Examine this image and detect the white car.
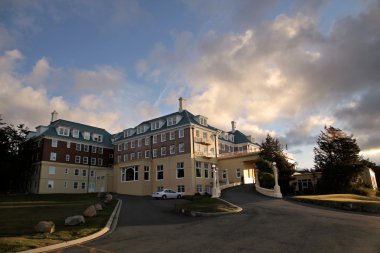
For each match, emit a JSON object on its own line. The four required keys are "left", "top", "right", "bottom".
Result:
{"left": 152, "top": 189, "right": 182, "bottom": 200}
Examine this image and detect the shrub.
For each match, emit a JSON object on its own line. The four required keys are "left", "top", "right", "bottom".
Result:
{"left": 259, "top": 172, "right": 275, "bottom": 189}
{"left": 351, "top": 187, "right": 377, "bottom": 197}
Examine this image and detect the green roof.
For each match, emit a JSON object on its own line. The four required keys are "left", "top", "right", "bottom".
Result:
{"left": 34, "top": 119, "right": 113, "bottom": 147}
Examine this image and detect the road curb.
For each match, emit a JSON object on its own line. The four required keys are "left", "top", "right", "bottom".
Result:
{"left": 20, "top": 199, "right": 122, "bottom": 253}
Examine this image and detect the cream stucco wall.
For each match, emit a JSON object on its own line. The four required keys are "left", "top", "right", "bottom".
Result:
{"left": 37, "top": 161, "right": 112, "bottom": 194}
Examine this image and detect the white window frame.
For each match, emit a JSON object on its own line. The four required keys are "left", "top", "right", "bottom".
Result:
{"left": 73, "top": 129, "right": 79, "bottom": 138}
{"left": 196, "top": 161, "right": 202, "bottom": 178}
{"left": 161, "top": 133, "right": 166, "bottom": 142}
{"left": 170, "top": 145, "right": 175, "bottom": 155}
{"left": 48, "top": 180, "right": 54, "bottom": 189}
{"left": 65, "top": 154, "right": 70, "bottom": 162}
{"left": 83, "top": 144, "right": 89, "bottom": 152}
{"left": 82, "top": 169, "right": 87, "bottom": 177}
{"left": 124, "top": 153, "right": 128, "bottom": 162}
{"left": 91, "top": 157, "right": 96, "bottom": 166}
{"left": 74, "top": 181, "right": 79, "bottom": 189}
{"left": 145, "top": 137, "right": 150, "bottom": 146}
{"left": 98, "top": 147, "right": 103, "bottom": 154}
{"left": 204, "top": 163, "right": 209, "bottom": 178}
{"left": 121, "top": 166, "right": 139, "bottom": 182}
{"left": 67, "top": 141, "right": 71, "bottom": 148}
{"left": 160, "top": 147, "right": 166, "bottom": 156}
{"left": 179, "top": 143, "right": 184, "bottom": 153}
{"left": 64, "top": 168, "right": 69, "bottom": 174}
{"left": 153, "top": 149, "right": 157, "bottom": 158}
{"left": 176, "top": 162, "right": 184, "bottom": 179}
{"left": 144, "top": 166, "right": 150, "bottom": 181}
{"left": 76, "top": 143, "right": 81, "bottom": 151}
{"left": 145, "top": 150, "right": 150, "bottom": 158}
{"left": 83, "top": 156, "right": 88, "bottom": 164}
{"left": 138, "top": 139, "right": 142, "bottom": 147}
{"left": 170, "top": 131, "right": 175, "bottom": 140}
{"left": 75, "top": 155, "right": 81, "bottom": 164}
{"left": 124, "top": 142, "right": 128, "bottom": 150}
{"left": 92, "top": 146, "right": 97, "bottom": 153}
{"left": 51, "top": 139, "right": 58, "bottom": 147}
{"left": 130, "top": 153, "right": 135, "bottom": 160}
{"left": 50, "top": 152, "right": 57, "bottom": 161}
{"left": 179, "top": 129, "right": 184, "bottom": 138}
{"left": 48, "top": 166, "right": 56, "bottom": 175}
{"left": 196, "top": 184, "right": 203, "bottom": 193}
{"left": 153, "top": 135, "right": 158, "bottom": 144}
{"left": 177, "top": 185, "right": 185, "bottom": 193}
{"left": 118, "top": 144, "right": 122, "bottom": 151}
{"left": 156, "top": 165, "right": 164, "bottom": 180}
{"left": 236, "top": 168, "right": 241, "bottom": 178}
{"left": 74, "top": 169, "right": 79, "bottom": 176}
{"left": 81, "top": 182, "right": 86, "bottom": 190}
{"left": 131, "top": 141, "right": 135, "bottom": 148}
{"left": 137, "top": 152, "right": 142, "bottom": 159}
{"left": 98, "top": 158, "right": 103, "bottom": 166}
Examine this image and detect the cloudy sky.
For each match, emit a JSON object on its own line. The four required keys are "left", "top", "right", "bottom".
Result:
{"left": 1, "top": 0, "right": 380, "bottom": 169}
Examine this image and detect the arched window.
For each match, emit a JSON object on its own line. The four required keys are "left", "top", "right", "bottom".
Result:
{"left": 121, "top": 166, "right": 139, "bottom": 182}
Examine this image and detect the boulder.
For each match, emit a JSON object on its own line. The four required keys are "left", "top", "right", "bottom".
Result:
{"left": 65, "top": 215, "right": 85, "bottom": 226}
{"left": 95, "top": 203, "right": 103, "bottom": 211}
{"left": 104, "top": 194, "right": 113, "bottom": 203}
{"left": 83, "top": 205, "right": 97, "bottom": 217}
{"left": 34, "top": 221, "right": 55, "bottom": 233}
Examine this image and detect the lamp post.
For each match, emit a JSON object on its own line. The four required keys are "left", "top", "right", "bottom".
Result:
{"left": 273, "top": 162, "right": 283, "bottom": 198}
{"left": 211, "top": 164, "right": 220, "bottom": 198}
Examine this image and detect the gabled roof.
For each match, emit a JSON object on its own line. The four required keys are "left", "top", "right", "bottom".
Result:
{"left": 113, "top": 109, "right": 220, "bottom": 142}
{"left": 33, "top": 119, "right": 113, "bottom": 147}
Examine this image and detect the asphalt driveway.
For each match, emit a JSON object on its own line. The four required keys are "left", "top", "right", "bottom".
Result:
{"left": 60, "top": 185, "right": 380, "bottom": 253}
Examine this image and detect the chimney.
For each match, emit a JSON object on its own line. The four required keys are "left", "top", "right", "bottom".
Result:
{"left": 51, "top": 110, "right": 58, "bottom": 123}
{"left": 179, "top": 97, "right": 186, "bottom": 112}
{"left": 231, "top": 121, "right": 236, "bottom": 132}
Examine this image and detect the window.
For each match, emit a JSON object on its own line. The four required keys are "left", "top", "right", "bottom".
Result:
{"left": 64, "top": 181, "right": 68, "bottom": 188}
{"left": 176, "top": 162, "right": 184, "bottom": 178}
{"left": 170, "top": 145, "right": 175, "bottom": 155}
{"left": 124, "top": 142, "right": 128, "bottom": 150}
{"left": 83, "top": 132, "right": 90, "bottom": 140}
{"left": 98, "top": 158, "right": 103, "bottom": 166}
{"left": 91, "top": 157, "right": 96, "bottom": 165}
{"left": 157, "top": 165, "right": 164, "bottom": 180}
{"left": 137, "top": 152, "right": 142, "bottom": 159}
{"left": 196, "top": 184, "right": 203, "bottom": 193}
{"left": 205, "top": 185, "right": 211, "bottom": 194}
{"left": 123, "top": 153, "right": 128, "bottom": 162}
{"left": 167, "top": 117, "right": 177, "bottom": 126}
{"left": 67, "top": 142, "right": 71, "bottom": 148}
{"left": 74, "top": 169, "right": 79, "bottom": 176}
{"left": 64, "top": 168, "right": 69, "bottom": 174}
{"left": 204, "top": 145, "right": 208, "bottom": 154}
{"left": 121, "top": 166, "right": 139, "bottom": 181}
{"left": 66, "top": 154, "right": 70, "bottom": 162}
{"left": 153, "top": 135, "right": 158, "bottom": 144}
{"left": 90, "top": 170, "right": 95, "bottom": 177}
{"left": 203, "top": 132, "right": 207, "bottom": 139}
{"left": 93, "top": 134, "right": 103, "bottom": 142}
{"left": 81, "top": 182, "right": 86, "bottom": 189}
{"left": 157, "top": 186, "right": 164, "bottom": 191}
{"left": 74, "top": 182, "right": 79, "bottom": 189}
{"left": 130, "top": 153, "right": 135, "bottom": 160}
{"left": 144, "top": 166, "right": 150, "bottom": 181}
{"left": 179, "top": 129, "right": 184, "bottom": 138}
{"left": 196, "top": 161, "right": 202, "bottom": 178}
{"left": 153, "top": 149, "right": 157, "bottom": 158}
{"left": 92, "top": 146, "right": 97, "bottom": 153}
{"left": 76, "top": 143, "right": 81, "bottom": 151}
{"left": 222, "top": 170, "right": 227, "bottom": 179}
{"left": 170, "top": 131, "right": 175, "bottom": 140}
{"left": 73, "top": 129, "right": 79, "bottom": 138}
{"left": 161, "top": 133, "right": 166, "bottom": 142}
{"left": 151, "top": 121, "right": 160, "bottom": 130}
{"left": 83, "top": 157, "right": 88, "bottom": 164}
{"left": 50, "top": 152, "right": 57, "bottom": 161}
{"left": 177, "top": 185, "right": 185, "bottom": 193}
{"left": 48, "top": 180, "right": 54, "bottom": 189}
{"left": 179, "top": 143, "right": 184, "bottom": 153}
{"left": 98, "top": 147, "right": 103, "bottom": 154}
{"left": 131, "top": 141, "right": 135, "bottom": 148}
{"left": 84, "top": 145, "right": 89, "bottom": 152}
{"left": 145, "top": 137, "right": 150, "bottom": 146}
{"left": 239, "top": 146, "right": 243, "bottom": 152}
{"left": 204, "top": 163, "right": 209, "bottom": 178}
{"left": 118, "top": 144, "right": 122, "bottom": 151}
{"left": 58, "top": 127, "right": 69, "bottom": 136}
{"left": 75, "top": 156, "right": 81, "bottom": 164}
{"left": 82, "top": 169, "right": 87, "bottom": 177}
{"left": 51, "top": 139, "right": 58, "bottom": 147}
{"left": 117, "top": 155, "right": 121, "bottom": 163}
{"left": 145, "top": 150, "right": 150, "bottom": 158}
{"left": 48, "top": 166, "right": 56, "bottom": 175}
{"left": 161, "top": 147, "right": 166, "bottom": 156}
{"left": 195, "top": 130, "right": 200, "bottom": 137}
{"left": 236, "top": 168, "right": 241, "bottom": 178}
{"left": 138, "top": 139, "right": 142, "bottom": 147}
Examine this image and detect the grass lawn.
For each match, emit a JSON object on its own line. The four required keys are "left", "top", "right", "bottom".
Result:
{"left": 292, "top": 194, "right": 380, "bottom": 204}
{"left": 0, "top": 194, "right": 117, "bottom": 253}
{"left": 178, "top": 196, "right": 239, "bottom": 213}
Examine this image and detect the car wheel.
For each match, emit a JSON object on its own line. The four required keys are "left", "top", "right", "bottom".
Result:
{"left": 162, "top": 195, "right": 167, "bottom": 200}
{"left": 177, "top": 195, "right": 182, "bottom": 199}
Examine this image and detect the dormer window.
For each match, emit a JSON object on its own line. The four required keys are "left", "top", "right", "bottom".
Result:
{"left": 83, "top": 132, "right": 90, "bottom": 140}
{"left": 93, "top": 134, "right": 103, "bottom": 142}
{"left": 72, "top": 129, "right": 79, "bottom": 138}
{"left": 229, "top": 135, "right": 235, "bottom": 142}
{"left": 151, "top": 120, "right": 164, "bottom": 131}
{"left": 167, "top": 117, "right": 176, "bottom": 126}
{"left": 124, "top": 128, "right": 136, "bottom": 138}
{"left": 195, "top": 115, "right": 208, "bottom": 126}
{"left": 57, "top": 127, "right": 70, "bottom": 136}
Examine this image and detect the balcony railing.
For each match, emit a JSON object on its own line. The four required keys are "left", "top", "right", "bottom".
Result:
{"left": 218, "top": 150, "right": 259, "bottom": 158}
{"left": 195, "top": 151, "right": 215, "bottom": 158}
{"left": 194, "top": 137, "right": 212, "bottom": 145}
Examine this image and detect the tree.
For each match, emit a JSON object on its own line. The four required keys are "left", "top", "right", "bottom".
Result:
{"left": 314, "top": 126, "right": 365, "bottom": 193}
{"left": 0, "top": 118, "right": 33, "bottom": 193}
{"left": 258, "top": 134, "right": 295, "bottom": 194}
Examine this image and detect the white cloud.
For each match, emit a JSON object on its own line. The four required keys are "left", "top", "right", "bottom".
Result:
{"left": 74, "top": 66, "right": 125, "bottom": 92}
{"left": 26, "top": 57, "right": 50, "bottom": 87}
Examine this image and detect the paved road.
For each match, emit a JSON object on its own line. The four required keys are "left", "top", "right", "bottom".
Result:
{"left": 60, "top": 185, "right": 380, "bottom": 253}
